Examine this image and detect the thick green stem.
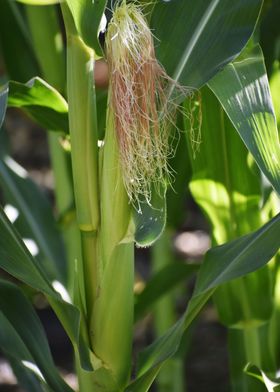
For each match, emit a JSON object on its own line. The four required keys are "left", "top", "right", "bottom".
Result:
{"left": 88, "top": 94, "right": 134, "bottom": 390}
{"left": 61, "top": 4, "right": 100, "bottom": 321}
{"left": 26, "top": 5, "right": 80, "bottom": 294}
{"left": 81, "top": 231, "right": 98, "bottom": 318}
{"left": 66, "top": 34, "right": 99, "bottom": 232}
{"left": 243, "top": 327, "right": 261, "bottom": 367}
{"left": 61, "top": 6, "right": 134, "bottom": 390}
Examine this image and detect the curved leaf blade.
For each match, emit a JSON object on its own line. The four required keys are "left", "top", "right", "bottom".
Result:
{"left": 7, "top": 77, "right": 69, "bottom": 133}
{"left": 194, "top": 213, "right": 280, "bottom": 296}
{"left": 245, "top": 363, "right": 280, "bottom": 391}
{"left": 0, "top": 155, "right": 67, "bottom": 283}
{"left": 8, "top": 354, "right": 43, "bottom": 392}
{"left": 0, "top": 206, "right": 92, "bottom": 371}
{"left": 130, "top": 213, "right": 280, "bottom": 391}
{"left": 151, "top": 0, "right": 262, "bottom": 89}
{"left": 0, "top": 280, "right": 73, "bottom": 392}
{"left": 209, "top": 45, "right": 280, "bottom": 196}
{"left": 0, "top": 312, "right": 45, "bottom": 391}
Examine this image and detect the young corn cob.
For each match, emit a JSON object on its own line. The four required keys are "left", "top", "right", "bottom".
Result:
{"left": 105, "top": 1, "right": 188, "bottom": 210}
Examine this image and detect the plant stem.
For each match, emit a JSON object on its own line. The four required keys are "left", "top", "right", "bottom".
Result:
{"left": 243, "top": 327, "right": 261, "bottom": 366}
{"left": 62, "top": 6, "right": 134, "bottom": 390}
{"left": 88, "top": 98, "right": 134, "bottom": 389}
{"left": 61, "top": 4, "right": 100, "bottom": 321}
{"left": 25, "top": 4, "right": 80, "bottom": 294}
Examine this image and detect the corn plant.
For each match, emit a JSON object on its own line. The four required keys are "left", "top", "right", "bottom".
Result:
{"left": 0, "top": 0, "right": 280, "bottom": 391}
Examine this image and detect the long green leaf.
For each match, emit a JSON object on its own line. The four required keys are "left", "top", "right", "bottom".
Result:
{"left": 3, "top": 77, "right": 69, "bottom": 133}
{"left": 151, "top": 0, "right": 262, "bottom": 89}
{"left": 0, "top": 0, "right": 39, "bottom": 81}
{"left": 0, "top": 206, "right": 92, "bottom": 371}
{"left": 186, "top": 86, "right": 273, "bottom": 327}
{"left": 0, "top": 312, "right": 45, "bottom": 391}
{"left": 0, "top": 154, "right": 67, "bottom": 284}
{"left": 194, "top": 213, "right": 280, "bottom": 295}
{"left": 209, "top": 45, "right": 280, "bottom": 196}
{"left": 8, "top": 354, "right": 43, "bottom": 392}
{"left": 0, "top": 85, "right": 8, "bottom": 129}
{"left": 0, "top": 280, "right": 73, "bottom": 392}
{"left": 16, "top": 0, "right": 60, "bottom": 3}
{"left": 128, "top": 213, "right": 280, "bottom": 391}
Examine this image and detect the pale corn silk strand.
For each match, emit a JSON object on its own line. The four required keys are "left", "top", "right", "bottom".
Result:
{"left": 105, "top": 0, "right": 195, "bottom": 210}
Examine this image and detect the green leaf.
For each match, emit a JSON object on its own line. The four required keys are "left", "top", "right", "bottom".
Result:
{"left": 209, "top": 45, "right": 280, "bottom": 196}
{"left": 245, "top": 363, "right": 280, "bottom": 391}
{"left": 0, "top": 85, "right": 8, "bottom": 129}
{"left": 166, "top": 115, "right": 192, "bottom": 228}
{"left": 0, "top": 312, "right": 45, "bottom": 391}
{"left": 0, "top": 206, "right": 92, "bottom": 371}
{"left": 65, "top": 0, "right": 107, "bottom": 56}
{"left": 260, "top": 0, "right": 280, "bottom": 77}
{"left": 0, "top": 206, "right": 56, "bottom": 295}
{"left": 194, "top": 213, "right": 280, "bottom": 295}
{"left": 8, "top": 354, "right": 43, "bottom": 392}
{"left": 4, "top": 77, "right": 69, "bottom": 133}
{"left": 151, "top": 0, "right": 262, "bottom": 89}
{"left": 0, "top": 0, "right": 39, "bottom": 81}
{"left": 186, "top": 87, "right": 262, "bottom": 242}
{"left": 134, "top": 262, "right": 197, "bottom": 321}
{"left": 16, "top": 0, "right": 60, "bottom": 4}
{"left": 0, "top": 280, "right": 74, "bottom": 392}
{"left": 270, "top": 63, "right": 280, "bottom": 129}
{"left": 129, "top": 214, "right": 280, "bottom": 391}
{"left": 0, "top": 154, "right": 67, "bottom": 284}
{"left": 186, "top": 86, "right": 273, "bottom": 327}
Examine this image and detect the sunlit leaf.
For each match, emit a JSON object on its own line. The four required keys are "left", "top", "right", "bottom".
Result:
{"left": 209, "top": 45, "right": 280, "bottom": 196}
{"left": 186, "top": 86, "right": 273, "bottom": 327}
{"left": 129, "top": 213, "right": 280, "bottom": 391}
{"left": 4, "top": 77, "right": 69, "bottom": 133}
